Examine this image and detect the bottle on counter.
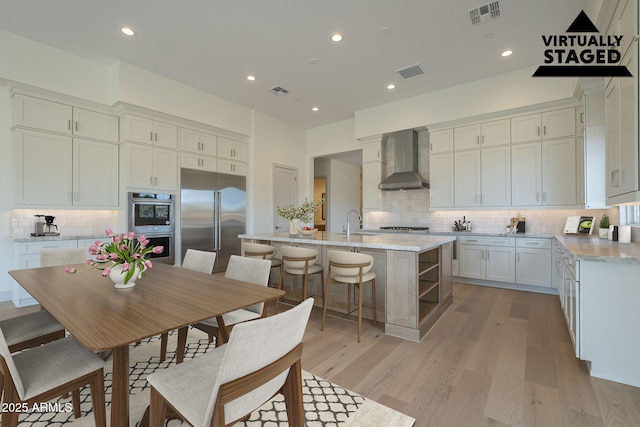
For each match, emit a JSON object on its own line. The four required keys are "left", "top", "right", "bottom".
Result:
{"left": 467, "top": 220, "right": 472, "bottom": 232}
{"left": 462, "top": 216, "right": 467, "bottom": 231}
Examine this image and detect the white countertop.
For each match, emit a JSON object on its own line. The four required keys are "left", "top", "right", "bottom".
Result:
{"left": 554, "top": 234, "right": 640, "bottom": 264}
{"left": 239, "top": 231, "right": 456, "bottom": 252}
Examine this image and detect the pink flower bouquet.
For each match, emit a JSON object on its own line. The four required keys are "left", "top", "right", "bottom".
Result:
{"left": 66, "top": 229, "right": 164, "bottom": 285}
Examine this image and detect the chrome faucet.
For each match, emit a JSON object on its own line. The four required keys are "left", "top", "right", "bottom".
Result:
{"left": 346, "top": 210, "right": 362, "bottom": 238}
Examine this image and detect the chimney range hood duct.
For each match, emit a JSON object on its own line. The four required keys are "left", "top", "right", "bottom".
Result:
{"left": 378, "top": 129, "right": 429, "bottom": 191}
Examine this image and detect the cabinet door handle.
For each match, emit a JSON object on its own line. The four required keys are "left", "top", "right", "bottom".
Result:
{"left": 68, "top": 120, "right": 72, "bottom": 131}
{"left": 477, "top": 136, "right": 480, "bottom": 145}
{"left": 543, "top": 125, "right": 547, "bottom": 136}
{"left": 150, "top": 176, "right": 153, "bottom": 185}
{"left": 155, "top": 177, "right": 158, "bottom": 185}
{"left": 486, "top": 250, "right": 489, "bottom": 260}
{"left": 75, "top": 121, "right": 78, "bottom": 132}
{"left": 481, "top": 135, "right": 485, "bottom": 145}
{"left": 430, "top": 143, "right": 433, "bottom": 152}
{"left": 542, "top": 192, "right": 547, "bottom": 202}
{"left": 536, "top": 192, "right": 540, "bottom": 201}
{"left": 67, "top": 191, "right": 73, "bottom": 201}
{"left": 517, "top": 252, "right": 521, "bottom": 262}
{"left": 155, "top": 132, "right": 158, "bottom": 142}
{"left": 537, "top": 126, "right": 540, "bottom": 136}
{"left": 611, "top": 170, "right": 620, "bottom": 187}
{"left": 150, "top": 131, "right": 154, "bottom": 141}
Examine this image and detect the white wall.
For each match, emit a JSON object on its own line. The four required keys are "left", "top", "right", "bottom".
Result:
{"left": 354, "top": 67, "right": 578, "bottom": 139}
{"left": 115, "top": 63, "right": 253, "bottom": 137}
{"left": 251, "top": 111, "right": 308, "bottom": 233}
{"left": 307, "top": 118, "right": 360, "bottom": 157}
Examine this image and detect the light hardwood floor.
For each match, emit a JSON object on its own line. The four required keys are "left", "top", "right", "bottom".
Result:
{"left": 3, "top": 282, "right": 639, "bottom": 426}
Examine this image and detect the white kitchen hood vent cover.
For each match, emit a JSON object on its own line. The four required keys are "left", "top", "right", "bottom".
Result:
{"left": 268, "top": 86, "right": 289, "bottom": 96}
{"left": 469, "top": 1, "right": 501, "bottom": 25}
{"left": 396, "top": 64, "right": 425, "bottom": 80}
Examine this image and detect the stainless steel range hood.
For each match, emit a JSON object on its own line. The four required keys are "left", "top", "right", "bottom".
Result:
{"left": 378, "top": 129, "right": 429, "bottom": 190}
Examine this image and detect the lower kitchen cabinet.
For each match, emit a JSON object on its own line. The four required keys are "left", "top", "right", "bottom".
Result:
{"left": 515, "top": 238, "right": 552, "bottom": 287}
{"left": 458, "top": 236, "right": 515, "bottom": 282}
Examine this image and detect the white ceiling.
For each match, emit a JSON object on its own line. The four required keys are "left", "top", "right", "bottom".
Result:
{"left": 0, "top": 0, "right": 593, "bottom": 129}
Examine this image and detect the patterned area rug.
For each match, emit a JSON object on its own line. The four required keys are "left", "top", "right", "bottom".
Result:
{"left": 17, "top": 330, "right": 415, "bottom": 426}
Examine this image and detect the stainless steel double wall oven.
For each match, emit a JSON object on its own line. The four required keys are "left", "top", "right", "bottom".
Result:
{"left": 128, "top": 192, "right": 175, "bottom": 264}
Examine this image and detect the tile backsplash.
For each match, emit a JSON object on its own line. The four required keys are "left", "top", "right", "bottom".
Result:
{"left": 363, "top": 191, "right": 620, "bottom": 235}
{"left": 11, "top": 209, "right": 122, "bottom": 238}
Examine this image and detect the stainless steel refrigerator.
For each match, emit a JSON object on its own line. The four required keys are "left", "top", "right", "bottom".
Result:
{"left": 180, "top": 168, "right": 246, "bottom": 272}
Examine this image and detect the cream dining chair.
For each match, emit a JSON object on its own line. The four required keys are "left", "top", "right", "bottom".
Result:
{"left": 159, "top": 249, "right": 217, "bottom": 362}
{"left": 322, "top": 250, "right": 377, "bottom": 343}
{"left": 146, "top": 298, "right": 314, "bottom": 427}
{"left": 0, "top": 322, "right": 107, "bottom": 427}
{"left": 176, "top": 255, "right": 272, "bottom": 354}
{"left": 242, "top": 241, "right": 282, "bottom": 285}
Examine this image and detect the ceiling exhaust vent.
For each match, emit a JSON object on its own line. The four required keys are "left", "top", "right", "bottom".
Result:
{"left": 469, "top": 1, "right": 501, "bottom": 25}
{"left": 396, "top": 64, "right": 425, "bottom": 80}
{"left": 268, "top": 86, "right": 289, "bottom": 96}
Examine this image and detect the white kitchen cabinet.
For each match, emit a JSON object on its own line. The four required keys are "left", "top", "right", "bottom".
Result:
{"left": 12, "top": 239, "right": 78, "bottom": 307}
{"left": 14, "top": 129, "right": 73, "bottom": 206}
{"left": 454, "top": 119, "right": 510, "bottom": 151}
{"left": 180, "top": 152, "right": 217, "bottom": 172}
{"left": 429, "top": 128, "right": 453, "bottom": 153}
{"left": 120, "top": 114, "right": 178, "bottom": 149}
{"left": 217, "top": 158, "right": 247, "bottom": 176}
{"left": 14, "top": 129, "right": 119, "bottom": 207}
{"left": 511, "top": 107, "right": 576, "bottom": 143}
{"left": 362, "top": 140, "right": 384, "bottom": 210}
{"left": 458, "top": 236, "right": 515, "bottom": 283}
{"left": 542, "top": 138, "right": 577, "bottom": 205}
{"left": 454, "top": 150, "right": 481, "bottom": 207}
{"left": 583, "top": 86, "right": 608, "bottom": 209}
{"left": 13, "top": 94, "right": 118, "bottom": 142}
{"left": 429, "top": 152, "right": 454, "bottom": 208}
{"left": 454, "top": 145, "right": 510, "bottom": 207}
{"left": 515, "top": 238, "right": 552, "bottom": 287}
{"left": 511, "top": 138, "right": 576, "bottom": 206}
{"left": 180, "top": 127, "right": 217, "bottom": 156}
{"left": 72, "top": 138, "right": 119, "bottom": 207}
{"left": 217, "top": 137, "right": 248, "bottom": 162}
{"left": 121, "top": 143, "right": 178, "bottom": 191}
{"left": 606, "top": 50, "right": 638, "bottom": 201}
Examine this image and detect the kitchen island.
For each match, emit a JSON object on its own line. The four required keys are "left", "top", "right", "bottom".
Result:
{"left": 239, "top": 231, "right": 456, "bottom": 341}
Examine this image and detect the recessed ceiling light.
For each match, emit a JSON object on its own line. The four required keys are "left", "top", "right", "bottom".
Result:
{"left": 120, "top": 27, "right": 137, "bottom": 36}
{"left": 246, "top": 75, "right": 256, "bottom": 81}
{"left": 331, "top": 33, "right": 343, "bottom": 42}
{"left": 309, "top": 58, "right": 319, "bottom": 65}
{"left": 379, "top": 27, "right": 392, "bottom": 36}
{"left": 387, "top": 83, "right": 396, "bottom": 90}
{"left": 501, "top": 49, "right": 513, "bottom": 57}
{"left": 312, "top": 107, "right": 320, "bottom": 112}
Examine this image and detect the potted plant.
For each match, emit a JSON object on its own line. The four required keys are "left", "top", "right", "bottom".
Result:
{"left": 66, "top": 229, "right": 163, "bottom": 288}
{"left": 599, "top": 214, "right": 610, "bottom": 238}
{"left": 276, "top": 198, "right": 324, "bottom": 235}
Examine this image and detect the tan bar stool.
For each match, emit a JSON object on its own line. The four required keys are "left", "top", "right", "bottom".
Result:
{"left": 278, "top": 246, "right": 324, "bottom": 310}
{"left": 242, "top": 242, "right": 282, "bottom": 286}
{"left": 322, "top": 250, "right": 377, "bottom": 342}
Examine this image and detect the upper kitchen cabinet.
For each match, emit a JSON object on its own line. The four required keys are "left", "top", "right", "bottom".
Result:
{"left": 511, "top": 107, "right": 576, "bottom": 143}
{"left": 217, "top": 137, "right": 248, "bottom": 162}
{"left": 180, "top": 127, "right": 218, "bottom": 156}
{"left": 512, "top": 138, "right": 577, "bottom": 206}
{"left": 453, "top": 119, "right": 510, "bottom": 150}
{"left": 454, "top": 145, "right": 510, "bottom": 207}
{"left": 603, "top": 0, "right": 639, "bottom": 204}
{"left": 430, "top": 152, "right": 454, "bottom": 208}
{"left": 13, "top": 94, "right": 118, "bottom": 142}
{"left": 14, "top": 129, "right": 118, "bottom": 207}
{"left": 120, "top": 143, "right": 178, "bottom": 191}
{"left": 362, "top": 139, "right": 385, "bottom": 210}
{"left": 429, "top": 129, "right": 453, "bottom": 153}
{"left": 120, "top": 114, "right": 178, "bottom": 149}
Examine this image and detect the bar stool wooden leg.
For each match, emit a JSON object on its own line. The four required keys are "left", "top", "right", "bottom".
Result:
{"left": 372, "top": 278, "right": 377, "bottom": 326}
{"left": 321, "top": 272, "right": 331, "bottom": 331}
{"left": 358, "top": 281, "right": 363, "bottom": 343}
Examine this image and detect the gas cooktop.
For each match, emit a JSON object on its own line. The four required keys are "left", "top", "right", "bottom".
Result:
{"left": 379, "top": 226, "right": 429, "bottom": 231}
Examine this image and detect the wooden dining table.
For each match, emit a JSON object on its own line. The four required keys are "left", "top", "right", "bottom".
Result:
{"left": 9, "top": 262, "right": 285, "bottom": 427}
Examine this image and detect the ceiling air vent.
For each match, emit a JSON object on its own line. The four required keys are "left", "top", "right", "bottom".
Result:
{"left": 469, "top": 1, "right": 501, "bottom": 25}
{"left": 396, "top": 64, "right": 425, "bottom": 80}
{"left": 268, "top": 86, "right": 289, "bottom": 96}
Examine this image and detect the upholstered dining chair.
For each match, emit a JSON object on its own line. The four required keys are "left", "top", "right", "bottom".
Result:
{"left": 147, "top": 297, "right": 313, "bottom": 427}
{"left": 159, "top": 249, "right": 217, "bottom": 362}
{"left": 278, "top": 246, "right": 324, "bottom": 312}
{"left": 242, "top": 241, "right": 282, "bottom": 285}
{"left": 176, "top": 255, "right": 272, "bottom": 353}
{"left": 0, "top": 324, "right": 107, "bottom": 427}
{"left": 322, "top": 250, "right": 377, "bottom": 343}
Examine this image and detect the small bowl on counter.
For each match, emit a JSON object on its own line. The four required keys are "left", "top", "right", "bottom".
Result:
{"left": 298, "top": 228, "right": 318, "bottom": 236}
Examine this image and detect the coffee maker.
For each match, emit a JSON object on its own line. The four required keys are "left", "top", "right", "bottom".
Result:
{"left": 43, "top": 215, "right": 59, "bottom": 235}
{"left": 32, "top": 214, "right": 60, "bottom": 236}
